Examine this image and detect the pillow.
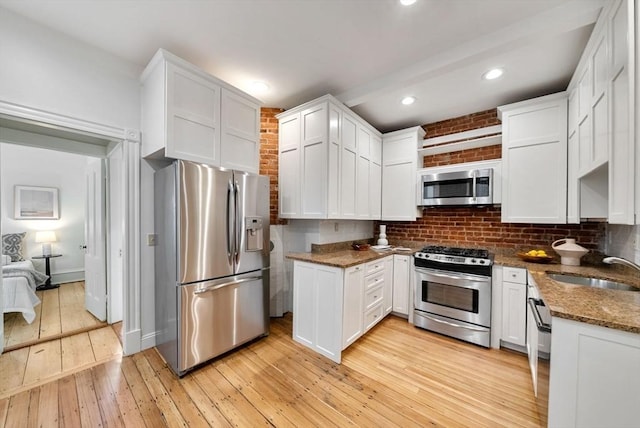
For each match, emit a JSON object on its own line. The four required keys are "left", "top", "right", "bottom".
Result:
{"left": 2, "top": 232, "right": 26, "bottom": 262}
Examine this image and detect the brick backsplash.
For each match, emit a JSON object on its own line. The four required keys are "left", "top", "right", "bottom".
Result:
{"left": 379, "top": 206, "right": 605, "bottom": 251}
{"left": 382, "top": 109, "right": 606, "bottom": 251}
{"left": 260, "top": 107, "right": 285, "bottom": 225}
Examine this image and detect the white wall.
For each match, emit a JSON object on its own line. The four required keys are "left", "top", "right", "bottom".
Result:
{"left": 606, "top": 224, "right": 640, "bottom": 264}
{"left": 0, "top": 7, "right": 141, "bottom": 132}
{"left": 0, "top": 143, "right": 89, "bottom": 282}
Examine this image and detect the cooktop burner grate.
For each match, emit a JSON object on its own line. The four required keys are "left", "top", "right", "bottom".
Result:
{"left": 419, "top": 245, "right": 490, "bottom": 259}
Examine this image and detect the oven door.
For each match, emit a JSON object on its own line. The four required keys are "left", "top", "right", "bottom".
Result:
{"left": 415, "top": 267, "right": 491, "bottom": 328}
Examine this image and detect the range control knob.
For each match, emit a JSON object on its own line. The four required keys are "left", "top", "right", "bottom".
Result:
{"left": 470, "top": 259, "right": 476, "bottom": 263}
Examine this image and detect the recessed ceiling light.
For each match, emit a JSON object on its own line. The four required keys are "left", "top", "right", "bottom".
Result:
{"left": 401, "top": 96, "right": 416, "bottom": 105}
{"left": 400, "top": 0, "right": 417, "bottom": 5}
{"left": 482, "top": 68, "right": 504, "bottom": 80}
{"left": 251, "top": 80, "right": 270, "bottom": 93}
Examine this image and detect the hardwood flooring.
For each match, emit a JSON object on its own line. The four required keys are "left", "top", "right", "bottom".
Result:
{"left": 0, "top": 314, "right": 546, "bottom": 427}
{"left": 3, "top": 281, "right": 107, "bottom": 351}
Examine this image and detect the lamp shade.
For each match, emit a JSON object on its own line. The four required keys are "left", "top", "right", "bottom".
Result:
{"left": 35, "top": 231, "right": 57, "bottom": 243}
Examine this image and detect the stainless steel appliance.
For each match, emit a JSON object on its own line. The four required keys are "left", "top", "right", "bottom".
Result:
{"left": 414, "top": 245, "right": 492, "bottom": 347}
{"left": 154, "top": 160, "right": 270, "bottom": 376}
{"left": 419, "top": 168, "right": 493, "bottom": 206}
{"left": 527, "top": 286, "right": 551, "bottom": 424}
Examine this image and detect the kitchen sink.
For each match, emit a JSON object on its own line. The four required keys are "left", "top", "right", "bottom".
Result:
{"left": 547, "top": 273, "right": 639, "bottom": 292}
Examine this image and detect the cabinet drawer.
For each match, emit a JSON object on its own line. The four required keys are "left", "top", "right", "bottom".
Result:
{"left": 364, "top": 271, "right": 384, "bottom": 290}
{"left": 365, "top": 259, "right": 385, "bottom": 276}
{"left": 503, "top": 267, "right": 527, "bottom": 284}
{"left": 364, "top": 303, "right": 384, "bottom": 332}
{"left": 364, "top": 284, "right": 384, "bottom": 310}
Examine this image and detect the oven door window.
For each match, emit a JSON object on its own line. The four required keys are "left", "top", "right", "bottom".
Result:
{"left": 422, "top": 280, "right": 479, "bottom": 313}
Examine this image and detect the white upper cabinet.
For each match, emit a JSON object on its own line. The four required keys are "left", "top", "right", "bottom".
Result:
{"left": 277, "top": 94, "right": 382, "bottom": 220}
{"left": 566, "top": 0, "right": 636, "bottom": 224}
{"left": 499, "top": 92, "right": 568, "bottom": 224}
{"left": 381, "top": 127, "right": 425, "bottom": 221}
{"left": 141, "top": 49, "right": 261, "bottom": 173}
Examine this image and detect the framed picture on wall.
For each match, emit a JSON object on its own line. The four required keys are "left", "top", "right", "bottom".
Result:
{"left": 14, "top": 185, "right": 60, "bottom": 220}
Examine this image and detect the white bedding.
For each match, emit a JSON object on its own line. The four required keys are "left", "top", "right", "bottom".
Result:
{"left": 2, "top": 260, "right": 43, "bottom": 323}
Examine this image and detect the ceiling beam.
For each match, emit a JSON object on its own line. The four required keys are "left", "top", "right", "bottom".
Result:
{"left": 336, "top": 0, "right": 604, "bottom": 108}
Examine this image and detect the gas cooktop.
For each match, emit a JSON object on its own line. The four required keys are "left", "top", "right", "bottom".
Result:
{"left": 415, "top": 245, "right": 493, "bottom": 266}
{"left": 418, "top": 245, "right": 490, "bottom": 259}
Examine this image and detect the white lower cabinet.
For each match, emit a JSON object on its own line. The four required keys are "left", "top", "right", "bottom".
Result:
{"left": 292, "top": 255, "right": 396, "bottom": 363}
{"left": 501, "top": 267, "right": 527, "bottom": 348}
{"left": 392, "top": 254, "right": 411, "bottom": 316}
{"left": 548, "top": 317, "right": 640, "bottom": 427}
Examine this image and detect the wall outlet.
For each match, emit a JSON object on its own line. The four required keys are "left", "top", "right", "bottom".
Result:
{"left": 147, "top": 233, "right": 157, "bottom": 246}
{"left": 334, "top": 223, "right": 339, "bottom": 232}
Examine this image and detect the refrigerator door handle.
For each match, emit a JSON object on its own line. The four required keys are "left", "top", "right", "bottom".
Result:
{"left": 193, "top": 275, "right": 262, "bottom": 295}
{"left": 226, "top": 180, "right": 234, "bottom": 262}
{"left": 234, "top": 180, "right": 241, "bottom": 264}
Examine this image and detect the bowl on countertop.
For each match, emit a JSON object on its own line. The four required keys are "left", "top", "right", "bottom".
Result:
{"left": 351, "top": 243, "right": 371, "bottom": 251}
{"left": 516, "top": 252, "right": 554, "bottom": 264}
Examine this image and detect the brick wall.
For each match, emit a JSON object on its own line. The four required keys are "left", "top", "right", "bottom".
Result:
{"left": 381, "top": 109, "right": 606, "bottom": 250}
{"left": 260, "top": 107, "right": 285, "bottom": 225}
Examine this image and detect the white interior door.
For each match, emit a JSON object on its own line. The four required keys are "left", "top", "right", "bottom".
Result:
{"left": 85, "top": 158, "right": 107, "bottom": 321}
{"left": 107, "top": 145, "right": 124, "bottom": 323}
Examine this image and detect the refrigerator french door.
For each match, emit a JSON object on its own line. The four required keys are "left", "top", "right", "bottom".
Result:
{"left": 155, "top": 160, "right": 270, "bottom": 376}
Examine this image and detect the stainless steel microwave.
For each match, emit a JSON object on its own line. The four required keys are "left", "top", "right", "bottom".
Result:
{"left": 419, "top": 168, "right": 493, "bottom": 206}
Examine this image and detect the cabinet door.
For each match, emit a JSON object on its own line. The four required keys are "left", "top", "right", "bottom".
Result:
{"left": 383, "top": 256, "right": 394, "bottom": 315}
{"left": 292, "top": 262, "right": 343, "bottom": 363}
{"left": 166, "top": 62, "right": 221, "bottom": 165}
{"left": 279, "top": 114, "right": 301, "bottom": 218}
{"left": 608, "top": 0, "right": 634, "bottom": 224}
{"left": 356, "top": 157, "right": 370, "bottom": 219}
{"left": 501, "top": 281, "right": 527, "bottom": 347}
{"left": 342, "top": 264, "right": 364, "bottom": 349}
{"left": 369, "top": 161, "right": 381, "bottom": 219}
{"left": 381, "top": 131, "right": 421, "bottom": 221}
{"left": 392, "top": 255, "right": 410, "bottom": 315}
{"left": 340, "top": 113, "right": 358, "bottom": 218}
{"left": 220, "top": 89, "right": 260, "bottom": 173}
{"left": 501, "top": 95, "right": 568, "bottom": 223}
{"left": 567, "top": 89, "right": 580, "bottom": 223}
{"left": 300, "top": 104, "right": 328, "bottom": 218}
{"left": 327, "top": 105, "right": 341, "bottom": 218}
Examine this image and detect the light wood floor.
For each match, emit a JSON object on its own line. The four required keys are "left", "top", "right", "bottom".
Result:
{"left": 3, "top": 281, "right": 107, "bottom": 351}
{"left": 0, "top": 314, "right": 546, "bottom": 427}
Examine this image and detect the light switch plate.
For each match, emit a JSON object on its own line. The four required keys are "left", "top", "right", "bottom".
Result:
{"left": 147, "top": 234, "right": 157, "bottom": 246}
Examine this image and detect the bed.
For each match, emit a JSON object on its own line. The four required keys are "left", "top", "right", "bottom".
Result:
{"left": 2, "top": 259, "right": 47, "bottom": 324}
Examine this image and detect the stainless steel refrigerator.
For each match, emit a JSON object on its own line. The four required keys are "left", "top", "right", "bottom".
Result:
{"left": 154, "top": 160, "right": 270, "bottom": 376}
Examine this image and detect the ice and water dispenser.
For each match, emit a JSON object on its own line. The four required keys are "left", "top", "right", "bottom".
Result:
{"left": 245, "top": 216, "right": 264, "bottom": 251}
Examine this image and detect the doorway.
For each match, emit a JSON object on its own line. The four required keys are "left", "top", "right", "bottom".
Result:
{"left": 0, "top": 117, "right": 127, "bottom": 357}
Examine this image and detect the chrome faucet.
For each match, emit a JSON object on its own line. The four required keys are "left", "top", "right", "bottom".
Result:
{"left": 603, "top": 256, "right": 640, "bottom": 273}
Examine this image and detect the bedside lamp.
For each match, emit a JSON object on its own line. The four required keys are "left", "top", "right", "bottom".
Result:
{"left": 35, "top": 231, "right": 57, "bottom": 256}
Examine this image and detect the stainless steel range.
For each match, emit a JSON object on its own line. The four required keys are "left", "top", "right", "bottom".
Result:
{"left": 414, "top": 245, "right": 493, "bottom": 347}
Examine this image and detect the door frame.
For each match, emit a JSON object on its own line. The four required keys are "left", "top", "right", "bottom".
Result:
{"left": 0, "top": 100, "right": 142, "bottom": 356}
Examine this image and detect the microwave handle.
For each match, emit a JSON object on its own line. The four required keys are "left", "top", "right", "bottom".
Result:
{"left": 472, "top": 170, "right": 477, "bottom": 201}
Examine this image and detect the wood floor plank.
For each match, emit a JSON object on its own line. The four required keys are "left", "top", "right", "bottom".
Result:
{"left": 4, "top": 297, "right": 42, "bottom": 348}
{"left": 26, "top": 386, "right": 40, "bottom": 428}
{"left": 132, "top": 352, "right": 185, "bottom": 428}
{"left": 179, "top": 373, "right": 233, "bottom": 428}
{"left": 89, "top": 326, "right": 122, "bottom": 361}
{"left": 120, "top": 357, "right": 166, "bottom": 427}
{"left": 58, "top": 371, "right": 82, "bottom": 426}
{"left": 39, "top": 288, "right": 62, "bottom": 339}
{"left": 4, "top": 390, "right": 31, "bottom": 428}
{"left": 36, "top": 381, "right": 59, "bottom": 428}
{"left": 91, "top": 364, "right": 125, "bottom": 428}
{"left": 62, "top": 332, "right": 95, "bottom": 371}
{"left": 144, "top": 349, "right": 210, "bottom": 427}
{"left": 101, "top": 360, "right": 147, "bottom": 428}
{"left": 75, "top": 368, "right": 104, "bottom": 428}
{"left": 22, "top": 340, "right": 62, "bottom": 386}
{"left": 0, "top": 348, "right": 29, "bottom": 397}
{"left": 0, "top": 397, "right": 9, "bottom": 427}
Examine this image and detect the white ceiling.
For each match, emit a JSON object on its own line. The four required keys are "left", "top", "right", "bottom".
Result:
{"left": 0, "top": 0, "right": 604, "bottom": 132}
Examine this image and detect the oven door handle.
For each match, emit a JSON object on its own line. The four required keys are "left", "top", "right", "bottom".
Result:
{"left": 416, "top": 268, "right": 490, "bottom": 287}
{"left": 420, "top": 313, "right": 488, "bottom": 332}
{"left": 527, "top": 298, "right": 552, "bottom": 333}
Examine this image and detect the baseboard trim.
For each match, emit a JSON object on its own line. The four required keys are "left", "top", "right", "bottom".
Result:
{"left": 141, "top": 331, "right": 159, "bottom": 352}
{"left": 123, "top": 328, "right": 141, "bottom": 356}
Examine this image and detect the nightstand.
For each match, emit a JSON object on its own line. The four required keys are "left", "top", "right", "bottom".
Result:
{"left": 32, "top": 254, "right": 62, "bottom": 290}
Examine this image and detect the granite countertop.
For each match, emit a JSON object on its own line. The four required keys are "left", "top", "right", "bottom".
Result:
{"left": 287, "top": 247, "right": 640, "bottom": 334}
{"left": 286, "top": 246, "right": 419, "bottom": 268}
{"left": 496, "top": 254, "right": 640, "bottom": 334}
